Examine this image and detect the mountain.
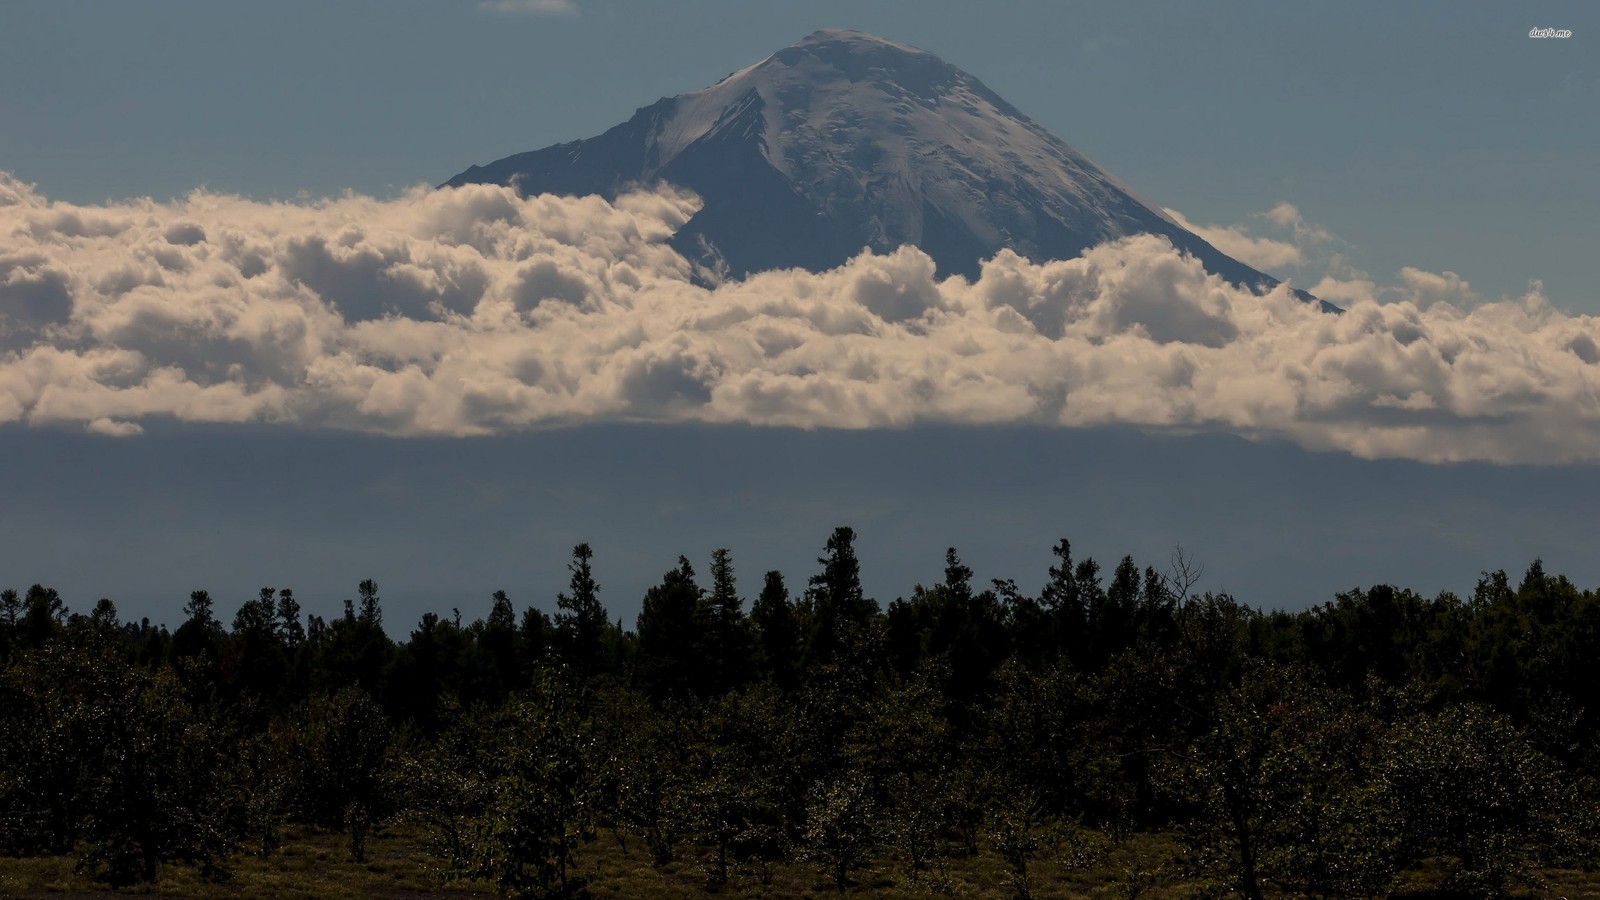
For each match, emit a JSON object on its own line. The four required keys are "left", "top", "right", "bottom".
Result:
{"left": 445, "top": 29, "right": 1322, "bottom": 305}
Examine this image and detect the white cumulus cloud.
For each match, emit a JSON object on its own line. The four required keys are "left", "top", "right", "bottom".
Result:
{"left": 1164, "top": 206, "right": 1305, "bottom": 271}
{"left": 1, "top": 173, "right": 1597, "bottom": 464}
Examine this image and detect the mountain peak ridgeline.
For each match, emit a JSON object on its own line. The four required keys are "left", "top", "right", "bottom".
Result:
{"left": 446, "top": 29, "right": 1320, "bottom": 305}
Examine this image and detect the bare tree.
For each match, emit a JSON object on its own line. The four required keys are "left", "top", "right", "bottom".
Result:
{"left": 1165, "top": 545, "right": 1205, "bottom": 605}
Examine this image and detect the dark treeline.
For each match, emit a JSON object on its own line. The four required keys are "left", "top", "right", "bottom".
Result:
{"left": 1, "top": 528, "right": 1597, "bottom": 897}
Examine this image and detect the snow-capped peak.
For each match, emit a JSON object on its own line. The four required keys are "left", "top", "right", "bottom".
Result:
{"left": 444, "top": 30, "right": 1318, "bottom": 305}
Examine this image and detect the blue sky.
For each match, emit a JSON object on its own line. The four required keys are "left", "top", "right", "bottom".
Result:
{"left": 2, "top": 0, "right": 1595, "bottom": 308}
{"left": 1, "top": 1, "right": 1598, "bottom": 630}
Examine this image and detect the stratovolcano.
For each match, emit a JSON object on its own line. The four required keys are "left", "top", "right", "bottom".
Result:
{"left": 446, "top": 29, "right": 1318, "bottom": 305}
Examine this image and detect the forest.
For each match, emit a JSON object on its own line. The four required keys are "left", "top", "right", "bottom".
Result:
{"left": 1, "top": 527, "right": 1597, "bottom": 898}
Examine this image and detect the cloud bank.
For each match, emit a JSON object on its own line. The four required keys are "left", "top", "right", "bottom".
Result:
{"left": 2, "top": 174, "right": 1597, "bottom": 464}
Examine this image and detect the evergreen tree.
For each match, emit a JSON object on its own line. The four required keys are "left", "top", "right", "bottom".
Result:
{"left": 805, "top": 527, "right": 875, "bottom": 666}
{"left": 276, "top": 589, "right": 305, "bottom": 651}
{"left": 924, "top": 548, "right": 1008, "bottom": 704}
{"left": 171, "top": 589, "right": 222, "bottom": 674}
{"left": 89, "top": 598, "right": 119, "bottom": 632}
{"left": 316, "top": 582, "right": 393, "bottom": 695}
{"left": 519, "top": 606, "right": 555, "bottom": 667}
{"left": 357, "top": 579, "right": 382, "bottom": 629}
{"left": 751, "top": 570, "right": 800, "bottom": 691}
{"left": 637, "top": 557, "right": 702, "bottom": 698}
{"left": 306, "top": 614, "right": 326, "bottom": 643}
{"left": 1074, "top": 557, "right": 1105, "bottom": 669}
{"left": 1137, "top": 564, "right": 1178, "bottom": 648}
{"left": 229, "top": 588, "right": 288, "bottom": 710}
{"left": 0, "top": 588, "right": 20, "bottom": 627}
{"left": 487, "top": 589, "right": 515, "bottom": 632}
{"left": 1092, "top": 555, "right": 1141, "bottom": 668}
{"left": 1040, "top": 539, "right": 1083, "bottom": 663}
{"left": 994, "top": 577, "right": 1050, "bottom": 669}
{"left": 0, "top": 588, "right": 18, "bottom": 663}
{"left": 556, "top": 543, "right": 609, "bottom": 677}
{"left": 22, "top": 585, "right": 65, "bottom": 648}
{"left": 698, "top": 548, "right": 752, "bottom": 695}
{"left": 3, "top": 535, "right": 1600, "bottom": 897}
{"left": 182, "top": 589, "right": 216, "bottom": 628}
{"left": 480, "top": 590, "right": 522, "bottom": 700}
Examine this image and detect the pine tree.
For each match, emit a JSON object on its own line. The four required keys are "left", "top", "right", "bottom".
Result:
{"left": 698, "top": 548, "right": 752, "bottom": 695}
{"left": 751, "top": 570, "right": 800, "bottom": 690}
{"left": 0, "top": 588, "right": 20, "bottom": 627}
{"left": 556, "top": 543, "right": 608, "bottom": 677}
{"left": 172, "top": 589, "right": 221, "bottom": 665}
{"left": 805, "top": 527, "right": 875, "bottom": 665}
{"left": 1040, "top": 539, "right": 1084, "bottom": 663}
{"left": 487, "top": 590, "right": 516, "bottom": 632}
{"left": 358, "top": 580, "right": 382, "bottom": 629}
{"left": 636, "top": 557, "right": 701, "bottom": 698}
{"left": 277, "top": 589, "right": 305, "bottom": 650}
{"left": 182, "top": 590, "right": 216, "bottom": 629}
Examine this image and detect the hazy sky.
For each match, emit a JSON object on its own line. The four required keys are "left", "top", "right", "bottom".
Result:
{"left": 1, "top": 1, "right": 1598, "bottom": 630}
{"left": 1, "top": 0, "right": 1595, "bottom": 309}
{"left": 7, "top": 423, "right": 1600, "bottom": 634}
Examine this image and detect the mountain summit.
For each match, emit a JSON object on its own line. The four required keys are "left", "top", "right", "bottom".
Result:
{"left": 446, "top": 29, "right": 1314, "bottom": 301}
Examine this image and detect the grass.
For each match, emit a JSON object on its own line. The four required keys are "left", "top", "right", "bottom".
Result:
{"left": 579, "top": 826, "right": 1187, "bottom": 898}
{"left": 0, "top": 824, "right": 495, "bottom": 899}
{"left": 1, "top": 825, "right": 1594, "bottom": 898}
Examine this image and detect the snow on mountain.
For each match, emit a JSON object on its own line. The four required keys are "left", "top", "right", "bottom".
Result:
{"left": 445, "top": 29, "right": 1324, "bottom": 306}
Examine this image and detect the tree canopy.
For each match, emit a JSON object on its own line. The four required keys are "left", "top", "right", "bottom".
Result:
{"left": 1, "top": 539, "right": 1597, "bottom": 897}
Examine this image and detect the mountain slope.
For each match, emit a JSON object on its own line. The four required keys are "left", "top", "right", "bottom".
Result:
{"left": 446, "top": 29, "right": 1320, "bottom": 305}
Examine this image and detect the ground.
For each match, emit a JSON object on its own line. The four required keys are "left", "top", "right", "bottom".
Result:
{"left": 1, "top": 825, "right": 1595, "bottom": 897}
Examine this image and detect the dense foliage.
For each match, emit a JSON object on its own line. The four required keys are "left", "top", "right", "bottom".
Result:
{"left": 1, "top": 531, "right": 1596, "bottom": 897}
